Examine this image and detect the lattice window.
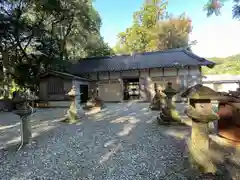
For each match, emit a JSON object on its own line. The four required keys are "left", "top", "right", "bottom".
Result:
{"left": 47, "top": 77, "right": 64, "bottom": 94}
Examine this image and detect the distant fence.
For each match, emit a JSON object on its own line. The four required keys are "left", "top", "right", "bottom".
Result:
{"left": 0, "top": 99, "right": 13, "bottom": 112}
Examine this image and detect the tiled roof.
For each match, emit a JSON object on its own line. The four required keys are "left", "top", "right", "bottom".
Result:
{"left": 40, "top": 70, "right": 91, "bottom": 81}
{"left": 69, "top": 48, "right": 215, "bottom": 74}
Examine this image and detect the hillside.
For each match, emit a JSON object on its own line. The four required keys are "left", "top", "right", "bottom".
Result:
{"left": 202, "top": 54, "right": 240, "bottom": 75}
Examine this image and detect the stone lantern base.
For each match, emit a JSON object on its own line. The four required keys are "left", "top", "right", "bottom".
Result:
{"left": 157, "top": 107, "right": 182, "bottom": 125}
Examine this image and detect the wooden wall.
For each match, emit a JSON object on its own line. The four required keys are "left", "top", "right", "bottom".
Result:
{"left": 86, "top": 66, "right": 202, "bottom": 87}
{"left": 39, "top": 75, "right": 72, "bottom": 101}
{"left": 83, "top": 66, "right": 202, "bottom": 102}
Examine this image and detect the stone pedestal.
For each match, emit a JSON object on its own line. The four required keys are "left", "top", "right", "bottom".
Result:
{"left": 150, "top": 83, "right": 165, "bottom": 110}
{"left": 20, "top": 113, "right": 32, "bottom": 144}
{"left": 63, "top": 86, "right": 85, "bottom": 124}
{"left": 12, "top": 91, "right": 37, "bottom": 150}
{"left": 13, "top": 108, "right": 33, "bottom": 146}
{"left": 181, "top": 85, "right": 220, "bottom": 174}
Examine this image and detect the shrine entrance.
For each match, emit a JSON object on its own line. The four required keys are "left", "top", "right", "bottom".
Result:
{"left": 123, "top": 78, "right": 140, "bottom": 101}
{"left": 80, "top": 84, "right": 89, "bottom": 104}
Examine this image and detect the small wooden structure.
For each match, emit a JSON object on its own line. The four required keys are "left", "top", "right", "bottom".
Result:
{"left": 39, "top": 70, "right": 91, "bottom": 108}
{"left": 217, "top": 89, "right": 240, "bottom": 145}
{"left": 68, "top": 49, "right": 215, "bottom": 102}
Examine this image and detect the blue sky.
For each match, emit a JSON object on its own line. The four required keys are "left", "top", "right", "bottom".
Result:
{"left": 94, "top": 0, "right": 240, "bottom": 58}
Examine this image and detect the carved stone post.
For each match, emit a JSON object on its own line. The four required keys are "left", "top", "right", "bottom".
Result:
{"left": 12, "top": 91, "right": 37, "bottom": 150}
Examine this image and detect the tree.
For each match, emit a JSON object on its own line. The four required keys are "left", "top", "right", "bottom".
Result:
{"left": 0, "top": 0, "right": 112, "bottom": 93}
{"left": 202, "top": 54, "right": 240, "bottom": 74}
{"left": 114, "top": 0, "right": 192, "bottom": 54}
{"left": 204, "top": 0, "right": 240, "bottom": 19}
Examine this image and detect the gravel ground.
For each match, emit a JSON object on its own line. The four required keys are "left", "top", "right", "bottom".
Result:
{"left": 0, "top": 102, "right": 239, "bottom": 180}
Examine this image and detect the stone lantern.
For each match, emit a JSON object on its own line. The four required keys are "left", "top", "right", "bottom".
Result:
{"left": 63, "top": 85, "right": 84, "bottom": 123}
{"left": 157, "top": 82, "right": 181, "bottom": 124}
{"left": 142, "top": 76, "right": 155, "bottom": 102}
{"left": 181, "top": 84, "right": 220, "bottom": 173}
{"left": 12, "top": 91, "right": 38, "bottom": 150}
{"left": 163, "top": 82, "right": 177, "bottom": 107}
{"left": 83, "top": 85, "right": 106, "bottom": 111}
{"left": 149, "top": 83, "right": 166, "bottom": 111}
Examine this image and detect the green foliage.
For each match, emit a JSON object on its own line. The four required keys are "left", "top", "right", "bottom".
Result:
{"left": 202, "top": 54, "right": 240, "bottom": 74}
{"left": 204, "top": 0, "right": 240, "bottom": 19}
{"left": 114, "top": 0, "right": 193, "bottom": 54}
{"left": 0, "top": 0, "right": 113, "bottom": 92}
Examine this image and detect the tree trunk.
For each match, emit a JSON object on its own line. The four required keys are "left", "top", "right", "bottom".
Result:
{"left": 2, "top": 50, "right": 10, "bottom": 98}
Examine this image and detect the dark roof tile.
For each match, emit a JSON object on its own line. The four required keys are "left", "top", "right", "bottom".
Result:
{"left": 69, "top": 49, "right": 215, "bottom": 74}
{"left": 40, "top": 70, "right": 91, "bottom": 81}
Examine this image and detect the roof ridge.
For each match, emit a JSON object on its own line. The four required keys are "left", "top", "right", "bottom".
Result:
{"left": 181, "top": 49, "right": 206, "bottom": 62}
{"left": 40, "top": 69, "right": 91, "bottom": 81}
{"left": 79, "top": 48, "right": 184, "bottom": 61}
{"left": 135, "top": 48, "right": 183, "bottom": 56}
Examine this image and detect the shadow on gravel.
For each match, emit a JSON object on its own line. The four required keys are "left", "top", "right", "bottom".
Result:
{"left": 162, "top": 125, "right": 240, "bottom": 180}
{"left": 0, "top": 103, "right": 239, "bottom": 180}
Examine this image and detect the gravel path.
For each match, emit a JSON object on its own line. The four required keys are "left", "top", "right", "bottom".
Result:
{"left": 0, "top": 102, "right": 238, "bottom": 180}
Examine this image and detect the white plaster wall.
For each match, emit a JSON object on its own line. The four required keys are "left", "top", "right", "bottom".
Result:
{"left": 121, "top": 70, "right": 139, "bottom": 77}
{"left": 203, "top": 82, "right": 239, "bottom": 92}
{"left": 149, "top": 68, "right": 163, "bottom": 77}
{"left": 186, "top": 66, "right": 202, "bottom": 87}
{"left": 140, "top": 69, "right": 148, "bottom": 78}
{"left": 89, "top": 72, "right": 98, "bottom": 80}
{"left": 99, "top": 72, "right": 108, "bottom": 80}
{"left": 98, "top": 80, "right": 122, "bottom": 102}
{"left": 189, "top": 66, "right": 201, "bottom": 75}
{"left": 73, "top": 80, "right": 89, "bottom": 94}
{"left": 164, "top": 68, "right": 177, "bottom": 76}
{"left": 110, "top": 72, "right": 121, "bottom": 79}
{"left": 178, "top": 67, "right": 188, "bottom": 76}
